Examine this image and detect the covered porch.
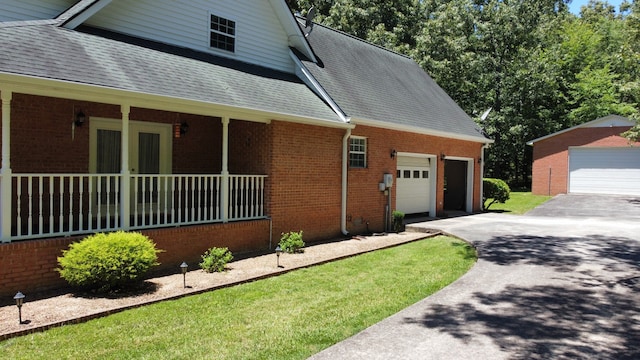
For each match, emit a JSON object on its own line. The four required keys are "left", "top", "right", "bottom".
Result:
{"left": 0, "top": 87, "right": 271, "bottom": 242}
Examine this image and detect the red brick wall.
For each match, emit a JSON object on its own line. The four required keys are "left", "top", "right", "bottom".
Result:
{"left": 0, "top": 220, "right": 270, "bottom": 298}
{"left": 265, "top": 122, "right": 483, "bottom": 237}
{"left": 531, "top": 127, "right": 639, "bottom": 195}
{"left": 346, "top": 125, "right": 483, "bottom": 232}
{"left": 267, "top": 121, "right": 344, "bottom": 242}
{"left": 5, "top": 94, "right": 222, "bottom": 174}
{"left": 229, "top": 120, "right": 270, "bottom": 175}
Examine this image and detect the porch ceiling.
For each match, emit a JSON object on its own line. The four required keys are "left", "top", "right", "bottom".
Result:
{"left": 0, "top": 24, "right": 343, "bottom": 126}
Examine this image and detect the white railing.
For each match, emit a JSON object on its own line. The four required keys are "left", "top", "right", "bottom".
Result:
{"left": 9, "top": 173, "right": 267, "bottom": 240}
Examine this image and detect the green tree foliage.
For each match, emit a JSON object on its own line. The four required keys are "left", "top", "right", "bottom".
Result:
{"left": 286, "top": 0, "right": 640, "bottom": 184}
{"left": 483, "top": 178, "right": 511, "bottom": 209}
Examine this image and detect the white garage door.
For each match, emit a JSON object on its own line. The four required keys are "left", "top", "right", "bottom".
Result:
{"left": 569, "top": 147, "right": 640, "bottom": 196}
{"left": 396, "top": 156, "right": 431, "bottom": 214}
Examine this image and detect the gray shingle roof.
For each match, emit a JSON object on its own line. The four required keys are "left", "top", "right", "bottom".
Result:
{"left": 299, "top": 24, "right": 489, "bottom": 142}
{"left": 0, "top": 24, "right": 342, "bottom": 124}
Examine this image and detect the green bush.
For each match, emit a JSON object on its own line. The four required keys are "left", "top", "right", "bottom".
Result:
{"left": 57, "top": 231, "right": 161, "bottom": 292}
{"left": 199, "top": 247, "right": 233, "bottom": 273}
{"left": 279, "top": 230, "right": 305, "bottom": 253}
{"left": 392, "top": 210, "right": 405, "bottom": 233}
{"left": 483, "top": 178, "right": 511, "bottom": 209}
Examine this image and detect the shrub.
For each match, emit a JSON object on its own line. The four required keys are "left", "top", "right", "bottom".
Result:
{"left": 392, "top": 210, "right": 405, "bottom": 233}
{"left": 57, "top": 231, "right": 161, "bottom": 292}
{"left": 279, "top": 230, "right": 305, "bottom": 253}
{"left": 199, "top": 247, "right": 233, "bottom": 273}
{"left": 483, "top": 178, "right": 511, "bottom": 209}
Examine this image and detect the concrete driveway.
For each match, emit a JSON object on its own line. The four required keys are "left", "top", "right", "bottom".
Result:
{"left": 309, "top": 194, "right": 640, "bottom": 359}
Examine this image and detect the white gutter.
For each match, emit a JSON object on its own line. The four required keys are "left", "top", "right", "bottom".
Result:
{"left": 341, "top": 128, "right": 351, "bottom": 235}
{"left": 352, "top": 116, "right": 493, "bottom": 144}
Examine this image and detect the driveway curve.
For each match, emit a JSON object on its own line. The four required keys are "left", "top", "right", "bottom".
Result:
{"left": 310, "top": 195, "right": 640, "bottom": 359}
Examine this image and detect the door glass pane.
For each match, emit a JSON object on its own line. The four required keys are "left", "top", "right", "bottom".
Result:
{"left": 96, "top": 129, "right": 121, "bottom": 204}
{"left": 138, "top": 132, "right": 160, "bottom": 203}
{"left": 97, "top": 130, "right": 121, "bottom": 173}
{"left": 138, "top": 132, "right": 160, "bottom": 174}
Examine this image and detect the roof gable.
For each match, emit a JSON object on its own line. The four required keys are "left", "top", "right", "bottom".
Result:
{"left": 55, "top": 0, "right": 313, "bottom": 73}
{"left": 0, "top": 24, "right": 341, "bottom": 125}
{"left": 527, "top": 115, "right": 634, "bottom": 145}
{"left": 295, "top": 24, "right": 489, "bottom": 143}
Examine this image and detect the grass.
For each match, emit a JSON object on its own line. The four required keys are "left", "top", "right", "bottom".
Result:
{"left": 486, "top": 191, "right": 552, "bottom": 214}
{"left": 1, "top": 236, "right": 475, "bottom": 360}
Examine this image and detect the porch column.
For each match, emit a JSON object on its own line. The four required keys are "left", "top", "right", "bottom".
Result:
{"left": 120, "top": 104, "right": 131, "bottom": 229}
{"left": 221, "top": 117, "right": 230, "bottom": 223}
{"left": 0, "top": 90, "right": 12, "bottom": 242}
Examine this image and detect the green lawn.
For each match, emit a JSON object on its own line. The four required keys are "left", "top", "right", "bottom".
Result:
{"left": 1, "top": 236, "right": 476, "bottom": 360}
{"left": 486, "top": 191, "right": 552, "bottom": 214}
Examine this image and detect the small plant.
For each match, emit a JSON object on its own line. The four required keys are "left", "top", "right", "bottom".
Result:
{"left": 483, "top": 178, "right": 511, "bottom": 209}
{"left": 57, "top": 231, "right": 161, "bottom": 292}
{"left": 279, "top": 230, "right": 305, "bottom": 253}
{"left": 199, "top": 247, "right": 233, "bottom": 273}
{"left": 392, "top": 210, "right": 405, "bottom": 233}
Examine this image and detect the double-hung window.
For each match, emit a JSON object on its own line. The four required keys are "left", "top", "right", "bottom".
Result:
{"left": 349, "top": 137, "right": 367, "bottom": 168}
{"left": 210, "top": 14, "right": 235, "bottom": 52}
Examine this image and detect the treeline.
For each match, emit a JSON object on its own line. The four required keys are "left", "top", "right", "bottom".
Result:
{"left": 287, "top": 0, "right": 640, "bottom": 187}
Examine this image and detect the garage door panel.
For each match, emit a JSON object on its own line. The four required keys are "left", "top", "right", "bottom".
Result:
{"left": 396, "top": 157, "right": 431, "bottom": 214}
{"left": 569, "top": 148, "right": 640, "bottom": 196}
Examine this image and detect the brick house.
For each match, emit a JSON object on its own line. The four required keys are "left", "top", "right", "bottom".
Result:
{"left": 528, "top": 115, "right": 640, "bottom": 196}
{"left": 0, "top": 0, "right": 490, "bottom": 296}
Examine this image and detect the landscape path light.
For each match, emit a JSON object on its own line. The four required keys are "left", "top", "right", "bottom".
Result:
{"left": 180, "top": 262, "right": 188, "bottom": 288}
{"left": 275, "top": 246, "right": 283, "bottom": 268}
{"left": 13, "top": 291, "right": 25, "bottom": 324}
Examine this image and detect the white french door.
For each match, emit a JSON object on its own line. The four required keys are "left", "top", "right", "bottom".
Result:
{"left": 90, "top": 118, "right": 172, "bottom": 212}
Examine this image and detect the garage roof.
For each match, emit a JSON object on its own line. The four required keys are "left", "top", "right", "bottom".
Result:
{"left": 296, "top": 24, "right": 490, "bottom": 143}
{"left": 527, "top": 115, "right": 633, "bottom": 145}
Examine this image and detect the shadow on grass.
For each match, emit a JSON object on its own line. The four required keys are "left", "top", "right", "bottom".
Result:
{"left": 403, "top": 233, "right": 640, "bottom": 359}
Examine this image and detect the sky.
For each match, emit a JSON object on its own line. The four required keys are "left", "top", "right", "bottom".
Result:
{"left": 568, "top": 0, "right": 626, "bottom": 15}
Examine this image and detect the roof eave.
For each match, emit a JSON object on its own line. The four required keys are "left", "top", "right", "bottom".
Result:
{"left": 0, "top": 72, "right": 349, "bottom": 128}
{"left": 527, "top": 115, "right": 632, "bottom": 145}
{"left": 57, "top": 0, "right": 112, "bottom": 29}
{"left": 269, "top": 0, "right": 317, "bottom": 63}
{"left": 353, "top": 117, "right": 493, "bottom": 144}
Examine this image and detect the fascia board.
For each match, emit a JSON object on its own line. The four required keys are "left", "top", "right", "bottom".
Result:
{"left": 527, "top": 115, "right": 633, "bottom": 145}
{"left": 0, "top": 72, "right": 351, "bottom": 129}
{"left": 352, "top": 117, "right": 493, "bottom": 144}
{"left": 59, "top": 0, "right": 113, "bottom": 29}
{"left": 289, "top": 50, "right": 350, "bottom": 124}
{"left": 269, "top": 0, "right": 317, "bottom": 63}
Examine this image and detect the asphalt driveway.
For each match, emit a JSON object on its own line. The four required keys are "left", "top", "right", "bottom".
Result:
{"left": 309, "top": 194, "right": 640, "bottom": 359}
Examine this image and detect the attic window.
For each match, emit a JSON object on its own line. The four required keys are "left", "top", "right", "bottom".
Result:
{"left": 210, "top": 14, "right": 235, "bottom": 52}
{"left": 349, "top": 137, "right": 367, "bottom": 168}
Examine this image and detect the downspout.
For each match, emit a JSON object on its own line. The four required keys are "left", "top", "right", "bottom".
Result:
{"left": 341, "top": 128, "right": 351, "bottom": 236}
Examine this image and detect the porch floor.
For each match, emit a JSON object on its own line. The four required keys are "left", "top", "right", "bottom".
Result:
{"left": 0, "top": 231, "right": 436, "bottom": 340}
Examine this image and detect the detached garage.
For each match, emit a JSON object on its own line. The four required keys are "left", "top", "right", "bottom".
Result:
{"left": 528, "top": 115, "right": 640, "bottom": 196}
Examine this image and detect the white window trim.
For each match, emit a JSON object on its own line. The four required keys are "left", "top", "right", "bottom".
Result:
{"left": 349, "top": 136, "right": 367, "bottom": 168}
